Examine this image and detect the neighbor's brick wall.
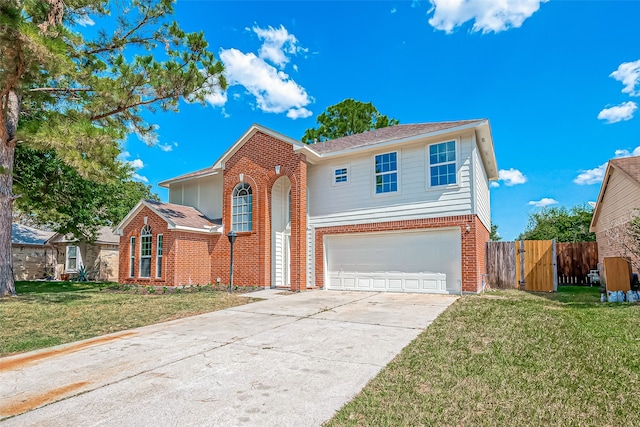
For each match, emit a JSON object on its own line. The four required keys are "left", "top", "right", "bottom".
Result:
{"left": 314, "top": 214, "right": 489, "bottom": 293}
{"left": 216, "top": 131, "right": 307, "bottom": 290}
{"left": 12, "top": 245, "right": 56, "bottom": 280}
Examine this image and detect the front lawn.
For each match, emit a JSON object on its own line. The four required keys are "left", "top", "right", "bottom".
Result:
{"left": 0, "top": 281, "right": 256, "bottom": 357}
{"left": 327, "top": 286, "right": 640, "bottom": 426}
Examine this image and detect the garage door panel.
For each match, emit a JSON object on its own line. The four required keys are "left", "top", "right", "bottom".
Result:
{"left": 325, "top": 229, "right": 461, "bottom": 294}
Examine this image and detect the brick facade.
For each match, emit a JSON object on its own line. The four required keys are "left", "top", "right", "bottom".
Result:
{"left": 314, "top": 214, "right": 489, "bottom": 293}
{"left": 119, "top": 131, "right": 309, "bottom": 290}
{"left": 118, "top": 129, "right": 492, "bottom": 294}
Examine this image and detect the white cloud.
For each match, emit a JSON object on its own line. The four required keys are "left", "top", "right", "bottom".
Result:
{"left": 158, "top": 143, "right": 174, "bottom": 152}
{"left": 528, "top": 198, "right": 558, "bottom": 208}
{"left": 220, "top": 48, "right": 312, "bottom": 116}
{"left": 597, "top": 101, "right": 638, "bottom": 124}
{"left": 204, "top": 89, "right": 228, "bottom": 107}
{"left": 498, "top": 168, "right": 527, "bottom": 186}
{"left": 391, "top": 7, "right": 397, "bottom": 14}
{"left": 574, "top": 163, "right": 607, "bottom": 185}
{"left": 129, "top": 159, "right": 144, "bottom": 169}
{"left": 574, "top": 146, "right": 640, "bottom": 185}
{"left": 286, "top": 107, "right": 313, "bottom": 120}
{"left": 133, "top": 173, "right": 148, "bottom": 183}
{"left": 427, "top": 0, "right": 548, "bottom": 34}
{"left": 252, "top": 25, "right": 306, "bottom": 69}
{"left": 490, "top": 181, "right": 500, "bottom": 188}
{"left": 610, "top": 59, "right": 640, "bottom": 97}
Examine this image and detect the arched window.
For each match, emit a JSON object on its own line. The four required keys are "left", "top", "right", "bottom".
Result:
{"left": 140, "top": 225, "right": 152, "bottom": 278}
{"left": 232, "top": 183, "right": 252, "bottom": 232}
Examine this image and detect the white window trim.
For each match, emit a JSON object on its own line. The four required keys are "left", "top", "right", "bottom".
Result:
{"left": 426, "top": 139, "right": 460, "bottom": 190}
{"left": 232, "top": 183, "right": 253, "bottom": 232}
{"left": 331, "top": 165, "right": 350, "bottom": 187}
{"left": 156, "top": 234, "right": 163, "bottom": 278}
{"left": 65, "top": 245, "right": 80, "bottom": 273}
{"left": 129, "top": 236, "right": 135, "bottom": 278}
{"left": 140, "top": 225, "right": 152, "bottom": 279}
{"left": 373, "top": 150, "right": 401, "bottom": 197}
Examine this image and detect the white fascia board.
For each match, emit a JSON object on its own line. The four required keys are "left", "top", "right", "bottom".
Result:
{"left": 474, "top": 121, "right": 499, "bottom": 181}
{"left": 158, "top": 169, "right": 220, "bottom": 188}
{"left": 314, "top": 121, "right": 488, "bottom": 161}
{"left": 113, "top": 200, "right": 146, "bottom": 234}
{"left": 169, "top": 225, "right": 222, "bottom": 234}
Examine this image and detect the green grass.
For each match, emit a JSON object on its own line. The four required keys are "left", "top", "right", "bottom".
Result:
{"left": 327, "top": 286, "right": 640, "bottom": 426}
{"left": 0, "top": 281, "right": 256, "bottom": 357}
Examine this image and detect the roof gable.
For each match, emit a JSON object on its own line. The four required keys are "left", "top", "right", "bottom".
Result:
{"left": 12, "top": 224, "right": 55, "bottom": 245}
{"left": 48, "top": 226, "right": 120, "bottom": 244}
{"left": 114, "top": 199, "right": 222, "bottom": 235}
{"left": 590, "top": 155, "right": 640, "bottom": 230}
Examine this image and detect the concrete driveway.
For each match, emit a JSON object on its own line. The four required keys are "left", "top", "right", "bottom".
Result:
{"left": 0, "top": 290, "right": 457, "bottom": 426}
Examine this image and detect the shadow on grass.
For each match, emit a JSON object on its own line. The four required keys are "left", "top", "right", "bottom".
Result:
{"left": 15, "top": 281, "right": 111, "bottom": 294}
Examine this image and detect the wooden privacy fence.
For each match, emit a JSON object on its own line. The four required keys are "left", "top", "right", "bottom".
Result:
{"left": 486, "top": 240, "right": 598, "bottom": 291}
{"left": 556, "top": 242, "right": 599, "bottom": 284}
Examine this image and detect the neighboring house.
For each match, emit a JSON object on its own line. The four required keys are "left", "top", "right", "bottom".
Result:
{"left": 115, "top": 120, "right": 498, "bottom": 294}
{"left": 12, "top": 223, "right": 56, "bottom": 281}
{"left": 590, "top": 155, "right": 640, "bottom": 275}
{"left": 47, "top": 226, "right": 120, "bottom": 281}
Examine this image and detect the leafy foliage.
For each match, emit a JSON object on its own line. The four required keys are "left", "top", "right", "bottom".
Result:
{"left": 301, "top": 98, "right": 399, "bottom": 144}
{"left": 518, "top": 204, "right": 596, "bottom": 242}
{"left": 490, "top": 223, "right": 501, "bottom": 241}
{"left": 1, "top": 0, "right": 225, "bottom": 295}
{"left": 13, "top": 146, "right": 158, "bottom": 241}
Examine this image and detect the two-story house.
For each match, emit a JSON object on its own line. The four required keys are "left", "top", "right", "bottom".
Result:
{"left": 114, "top": 120, "right": 498, "bottom": 294}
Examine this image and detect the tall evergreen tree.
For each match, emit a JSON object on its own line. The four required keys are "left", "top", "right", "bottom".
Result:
{"left": 0, "top": 0, "right": 226, "bottom": 295}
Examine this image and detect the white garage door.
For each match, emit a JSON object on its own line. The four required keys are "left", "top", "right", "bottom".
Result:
{"left": 325, "top": 229, "right": 461, "bottom": 294}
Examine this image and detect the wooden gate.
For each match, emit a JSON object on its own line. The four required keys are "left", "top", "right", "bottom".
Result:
{"left": 517, "top": 240, "right": 557, "bottom": 292}
{"left": 485, "top": 241, "right": 517, "bottom": 289}
{"left": 486, "top": 240, "right": 557, "bottom": 291}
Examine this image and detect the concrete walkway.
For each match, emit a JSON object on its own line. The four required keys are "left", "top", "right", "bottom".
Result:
{"left": 0, "top": 290, "right": 457, "bottom": 426}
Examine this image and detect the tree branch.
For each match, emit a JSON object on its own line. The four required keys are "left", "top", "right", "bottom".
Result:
{"left": 90, "top": 96, "right": 168, "bottom": 121}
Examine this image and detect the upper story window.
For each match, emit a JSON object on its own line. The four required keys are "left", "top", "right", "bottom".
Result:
{"left": 375, "top": 152, "right": 398, "bottom": 194}
{"left": 334, "top": 167, "right": 348, "bottom": 184}
{"left": 140, "top": 225, "right": 152, "bottom": 278}
{"left": 232, "top": 183, "right": 253, "bottom": 232}
{"left": 429, "top": 141, "right": 457, "bottom": 187}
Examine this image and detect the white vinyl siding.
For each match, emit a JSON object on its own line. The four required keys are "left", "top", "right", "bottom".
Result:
{"left": 307, "top": 132, "right": 474, "bottom": 227}
{"left": 472, "top": 136, "right": 491, "bottom": 230}
{"left": 168, "top": 174, "right": 223, "bottom": 220}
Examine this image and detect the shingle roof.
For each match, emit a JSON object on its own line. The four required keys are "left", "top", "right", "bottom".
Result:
{"left": 48, "top": 226, "right": 120, "bottom": 244}
{"left": 158, "top": 166, "right": 217, "bottom": 187}
{"left": 308, "top": 120, "right": 485, "bottom": 154}
{"left": 611, "top": 155, "right": 640, "bottom": 185}
{"left": 145, "top": 200, "right": 220, "bottom": 229}
{"left": 11, "top": 224, "right": 55, "bottom": 245}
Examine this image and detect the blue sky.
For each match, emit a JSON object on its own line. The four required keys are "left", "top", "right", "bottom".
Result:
{"left": 118, "top": 0, "right": 640, "bottom": 240}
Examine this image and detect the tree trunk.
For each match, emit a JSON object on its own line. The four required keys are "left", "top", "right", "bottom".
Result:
{"left": 0, "top": 90, "right": 19, "bottom": 296}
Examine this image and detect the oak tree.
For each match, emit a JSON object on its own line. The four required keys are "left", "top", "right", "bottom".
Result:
{"left": 302, "top": 98, "right": 399, "bottom": 144}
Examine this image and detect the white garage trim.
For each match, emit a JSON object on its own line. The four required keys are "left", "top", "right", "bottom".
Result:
{"left": 323, "top": 227, "right": 462, "bottom": 294}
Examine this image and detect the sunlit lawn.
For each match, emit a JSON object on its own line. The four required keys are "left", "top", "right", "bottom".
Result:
{"left": 327, "top": 286, "right": 640, "bottom": 426}
{"left": 0, "top": 281, "right": 256, "bottom": 357}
